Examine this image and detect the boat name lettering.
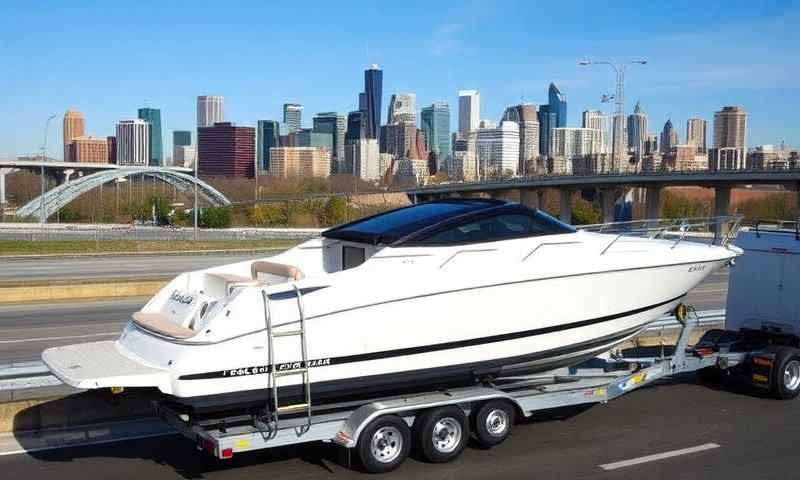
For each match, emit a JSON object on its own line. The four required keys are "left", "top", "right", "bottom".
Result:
{"left": 223, "top": 358, "right": 332, "bottom": 377}
{"left": 688, "top": 264, "right": 707, "bottom": 273}
{"left": 170, "top": 291, "right": 195, "bottom": 305}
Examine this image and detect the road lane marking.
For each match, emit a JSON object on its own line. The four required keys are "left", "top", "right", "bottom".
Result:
{"left": 599, "top": 443, "right": 720, "bottom": 470}
{"left": 0, "top": 332, "right": 118, "bottom": 344}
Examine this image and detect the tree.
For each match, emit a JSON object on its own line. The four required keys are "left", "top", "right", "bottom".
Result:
{"left": 318, "top": 197, "right": 349, "bottom": 226}
{"left": 199, "top": 206, "right": 233, "bottom": 228}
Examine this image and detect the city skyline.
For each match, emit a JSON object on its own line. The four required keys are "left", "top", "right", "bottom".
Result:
{"left": 0, "top": 1, "right": 798, "bottom": 160}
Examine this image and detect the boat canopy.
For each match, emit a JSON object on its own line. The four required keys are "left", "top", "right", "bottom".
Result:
{"left": 322, "top": 199, "right": 575, "bottom": 246}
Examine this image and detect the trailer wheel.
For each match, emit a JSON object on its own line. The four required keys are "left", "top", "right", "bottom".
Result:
{"left": 769, "top": 347, "right": 800, "bottom": 400}
{"left": 472, "top": 400, "right": 515, "bottom": 448}
{"left": 357, "top": 415, "right": 411, "bottom": 474}
{"left": 413, "top": 406, "right": 469, "bottom": 463}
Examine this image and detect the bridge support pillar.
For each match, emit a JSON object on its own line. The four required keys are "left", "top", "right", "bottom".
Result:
{"left": 714, "top": 186, "right": 732, "bottom": 237}
{"left": 520, "top": 189, "right": 540, "bottom": 209}
{"left": 560, "top": 190, "right": 573, "bottom": 223}
{"left": 645, "top": 187, "right": 662, "bottom": 221}
{"left": 599, "top": 189, "right": 616, "bottom": 223}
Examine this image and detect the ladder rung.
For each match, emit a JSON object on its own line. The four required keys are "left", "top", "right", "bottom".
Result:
{"left": 273, "top": 330, "right": 304, "bottom": 337}
{"left": 276, "top": 402, "right": 310, "bottom": 414}
{"left": 274, "top": 367, "right": 308, "bottom": 377}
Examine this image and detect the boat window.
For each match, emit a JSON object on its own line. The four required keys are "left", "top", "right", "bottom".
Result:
{"left": 342, "top": 246, "right": 366, "bottom": 270}
{"left": 408, "top": 211, "right": 574, "bottom": 246}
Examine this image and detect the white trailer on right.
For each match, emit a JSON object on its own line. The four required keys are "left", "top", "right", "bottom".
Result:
{"left": 694, "top": 222, "right": 800, "bottom": 398}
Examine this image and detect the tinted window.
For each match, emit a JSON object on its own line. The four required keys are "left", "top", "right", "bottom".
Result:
{"left": 322, "top": 200, "right": 498, "bottom": 244}
{"left": 342, "top": 246, "right": 365, "bottom": 270}
{"left": 411, "top": 211, "right": 574, "bottom": 246}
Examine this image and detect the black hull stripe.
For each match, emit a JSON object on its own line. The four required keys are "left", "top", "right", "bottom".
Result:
{"left": 173, "top": 325, "right": 643, "bottom": 414}
{"left": 178, "top": 294, "right": 684, "bottom": 381}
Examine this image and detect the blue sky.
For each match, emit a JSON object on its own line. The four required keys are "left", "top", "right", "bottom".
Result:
{"left": 0, "top": 0, "right": 798, "bottom": 159}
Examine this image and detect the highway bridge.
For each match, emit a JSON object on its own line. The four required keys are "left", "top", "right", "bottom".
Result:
{"left": 0, "top": 160, "right": 231, "bottom": 220}
{"left": 405, "top": 169, "right": 800, "bottom": 223}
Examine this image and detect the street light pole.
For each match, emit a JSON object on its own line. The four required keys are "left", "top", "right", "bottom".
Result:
{"left": 40, "top": 114, "right": 56, "bottom": 232}
{"left": 578, "top": 60, "right": 646, "bottom": 172}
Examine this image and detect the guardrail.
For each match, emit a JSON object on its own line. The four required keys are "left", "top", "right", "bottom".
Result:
{"left": 0, "top": 309, "right": 727, "bottom": 397}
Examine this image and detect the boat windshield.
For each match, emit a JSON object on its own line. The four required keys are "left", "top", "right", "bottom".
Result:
{"left": 322, "top": 200, "right": 502, "bottom": 245}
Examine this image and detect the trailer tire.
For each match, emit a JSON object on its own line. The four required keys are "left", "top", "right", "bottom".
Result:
{"left": 768, "top": 347, "right": 800, "bottom": 400}
{"left": 472, "top": 400, "right": 515, "bottom": 448}
{"left": 413, "top": 406, "right": 469, "bottom": 463}
{"left": 357, "top": 415, "right": 411, "bottom": 474}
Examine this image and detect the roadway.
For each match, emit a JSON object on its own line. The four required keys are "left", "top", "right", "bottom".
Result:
{"left": 0, "top": 252, "right": 266, "bottom": 282}
{"left": 2, "top": 375, "right": 798, "bottom": 479}
{"left": 0, "top": 270, "right": 729, "bottom": 365}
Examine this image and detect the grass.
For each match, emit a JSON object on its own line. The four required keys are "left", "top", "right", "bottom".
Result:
{"left": 0, "top": 239, "right": 301, "bottom": 256}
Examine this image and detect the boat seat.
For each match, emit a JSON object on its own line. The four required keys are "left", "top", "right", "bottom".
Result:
{"left": 205, "top": 272, "right": 260, "bottom": 295}
{"left": 132, "top": 311, "right": 196, "bottom": 339}
{"left": 250, "top": 261, "right": 305, "bottom": 282}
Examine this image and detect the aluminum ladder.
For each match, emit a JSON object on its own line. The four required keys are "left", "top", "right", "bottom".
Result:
{"left": 258, "top": 285, "right": 312, "bottom": 437}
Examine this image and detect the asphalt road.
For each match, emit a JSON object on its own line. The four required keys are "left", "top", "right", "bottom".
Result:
{"left": 0, "top": 270, "right": 730, "bottom": 365}
{"left": 0, "top": 253, "right": 266, "bottom": 282}
{"left": 2, "top": 376, "right": 798, "bottom": 479}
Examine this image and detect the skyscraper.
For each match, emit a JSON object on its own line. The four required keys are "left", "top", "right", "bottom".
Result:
{"left": 502, "top": 103, "right": 540, "bottom": 174}
{"left": 712, "top": 106, "right": 746, "bottom": 149}
{"left": 257, "top": 120, "right": 281, "bottom": 171}
{"left": 686, "top": 118, "right": 707, "bottom": 153}
{"left": 420, "top": 102, "right": 451, "bottom": 169}
{"left": 387, "top": 93, "right": 416, "bottom": 124}
{"left": 197, "top": 95, "right": 224, "bottom": 128}
{"left": 548, "top": 83, "right": 567, "bottom": 128}
{"left": 313, "top": 112, "right": 346, "bottom": 173}
{"left": 63, "top": 109, "right": 85, "bottom": 161}
{"left": 477, "top": 121, "right": 520, "bottom": 176}
{"left": 709, "top": 106, "right": 747, "bottom": 171}
{"left": 626, "top": 101, "right": 648, "bottom": 157}
{"left": 197, "top": 122, "right": 255, "bottom": 177}
{"left": 283, "top": 103, "right": 303, "bottom": 133}
{"left": 582, "top": 110, "right": 607, "bottom": 154}
{"left": 660, "top": 119, "right": 679, "bottom": 154}
{"left": 173, "top": 130, "right": 191, "bottom": 148}
{"left": 363, "top": 65, "right": 383, "bottom": 141}
{"left": 69, "top": 137, "right": 108, "bottom": 164}
{"left": 458, "top": 90, "right": 480, "bottom": 134}
{"left": 137, "top": 108, "right": 163, "bottom": 167}
{"left": 116, "top": 119, "right": 149, "bottom": 166}
{"left": 345, "top": 110, "right": 366, "bottom": 147}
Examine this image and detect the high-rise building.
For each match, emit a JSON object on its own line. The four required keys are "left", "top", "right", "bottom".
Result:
{"left": 387, "top": 93, "right": 416, "bottom": 124}
{"left": 363, "top": 64, "right": 383, "bottom": 141}
{"left": 256, "top": 120, "right": 281, "bottom": 171}
{"left": 106, "top": 136, "right": 116, "bottom": 164}
{"left": 477, "top": 121, "right": 520, "bottom": 176}
{"left": 313, "top": 112, "right": 346, "bottom": 174}
{"left": 269, "top": 147, "right": 331, "bottom": 178}
{"left": 283, "top": 103, "right": 303, "bottom": 133}
{"left": 197, "top": 95, "right": 224, "bottom": 128}
{"left": 345, "top": 110, "right": 366, "bottom": 145}
{"left": 347, "top": 139, "right": 380, "bottom": 181}
{"left": 296, "top": 129, "right": 333, "bottom": 153}
{"left": 660, "top": 120, "right": 679, "bottom": 154}
{"left": 420, "top": 102, "right": 451, "bottom": 170}
{"left": 197, "top": 122, "right": 255, "bottom": 177}
{"left": 626, "top": 101, "right": 648, "bottom": 157}
{"left": 712, "top": 106, "right": 746, "bottom": 149}
{"left": 450, "top": 132, "right": 477, "bottom": 181}
{"left": 116, "top": 119, "right": 150, "bottom": 166}
{"left": 548, "top": 83, "right": 567, "bottom": 128}
{"left": 458, "top": 90, "right": 480, "bottom": 134}
{"left": 137, "top": 108, "right": 163, "bottom": 167}
{"left": 502, "top": 103, "right": 540, "bottom": 174}
{"left": 686, "top": 118, "right": 707, "bottom": 153}
{"left": 173, "top": 130, "right": 191, "bottom": 148}
{"left": 63, "top": 109, "right": 85, "bottom": 161}
{"left": 68, "top": 137, "right": 108, "bottom": 164}
{"left": 383, "top": 122, "right": 420, "bottom": 159}
{"left": 582, "top": 110, "right": 607, "bottom": 154}
{"left": 174, "top": 145, "right": 197, "bottom": 168}
{"left": 709, "top": 106, "right": 747, "bottom": 171}
{"left": 550, "top": 127, "right": 603, "bottom": 174}
{"left": 644, "top": 135, "right": 659, "bottom": 155}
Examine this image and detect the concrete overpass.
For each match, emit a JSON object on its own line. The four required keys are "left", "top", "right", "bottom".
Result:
{"left": 405, "top": 169, "right": 800, "bottom": 223}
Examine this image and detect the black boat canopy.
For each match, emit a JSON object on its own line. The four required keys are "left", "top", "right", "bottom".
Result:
{"left": 322, "top": 199, "right": 575, "bottom": 246}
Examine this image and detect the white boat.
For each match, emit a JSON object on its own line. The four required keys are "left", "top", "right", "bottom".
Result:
{"left": 43, "top": 200, "right": 741, "bottom": 413}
